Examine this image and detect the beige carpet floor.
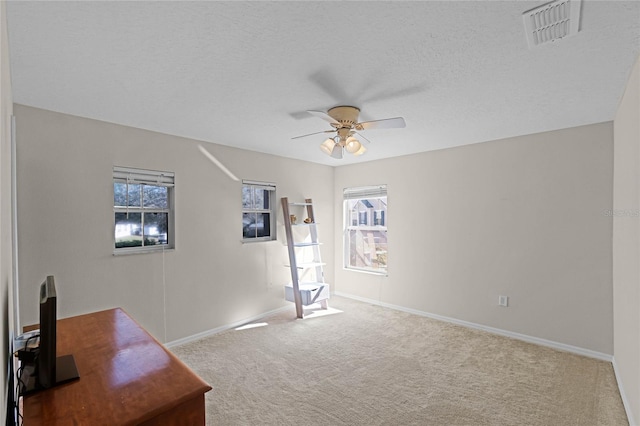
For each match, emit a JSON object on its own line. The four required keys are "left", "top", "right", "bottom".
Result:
{"left": 171, "top": 296, "right": 628, "bottom": 426}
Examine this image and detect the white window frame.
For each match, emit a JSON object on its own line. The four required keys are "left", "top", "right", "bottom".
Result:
{"left": 343, "top": 185, "right": 388, "bottom": 275}
{"left": 242, "top": 180, "right": 276, "bottom": 242}
{"left": 113, "top": 166, "right": 175, "bottom": 254}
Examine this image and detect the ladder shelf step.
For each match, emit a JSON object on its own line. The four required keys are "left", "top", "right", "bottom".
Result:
{"left": 285, "top": 262, "right": 325, "bottom": 269}
{"left": 293, "top": 242, "right": 322, "bottom": 247}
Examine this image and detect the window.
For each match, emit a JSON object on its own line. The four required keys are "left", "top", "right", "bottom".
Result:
{"left": 242, "top": 181, "right": 276, "bottom": 242}
{"left": 113, "top": 166, "right": 174, "bottom": 253}
{"left": 344, "top": 185, "right": 388, "bottom": 274}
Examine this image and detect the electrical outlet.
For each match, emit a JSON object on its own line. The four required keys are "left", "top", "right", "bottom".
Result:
{"left": 498, "top": 295, "right": 509, "bottom": 307}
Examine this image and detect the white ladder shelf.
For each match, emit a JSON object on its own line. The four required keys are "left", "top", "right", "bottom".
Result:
{"left": 281, "top": 197, "right": 330, "bottom": 318}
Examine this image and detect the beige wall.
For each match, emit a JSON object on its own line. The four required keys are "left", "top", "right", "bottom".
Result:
{"left": 1, "top": 1, "right": 13, "bottom": 424}
{"left": 14, "top": 105, "right": 334, "bottom": 343}
{"left": 613, "top": 54, "right": 640, "bottom": 425}
{"left": 334, "top": 123, "right": 614, "bottom": 355}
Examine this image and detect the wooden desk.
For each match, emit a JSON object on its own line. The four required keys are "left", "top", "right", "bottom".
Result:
{"left": 23, "top": 308, "right": 212, "bottom": 425}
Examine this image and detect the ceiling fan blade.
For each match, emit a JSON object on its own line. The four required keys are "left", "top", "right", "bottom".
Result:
{"left": 308, "top": 69, "right": 351, "bottom": 104}
{"left": 291, "top": 129, "right": 335, "bottom": 140}
{"left": 353, "top": 131, "right": 372, "bottom": 145}
{"left": 356, "top": 117, "right": 406, "bottom": 131}
{"left": 307, "top": 110, "right": 341, "bottom": 125}
{"left": 361, "top": 84, "right": 427, "bottom": 104}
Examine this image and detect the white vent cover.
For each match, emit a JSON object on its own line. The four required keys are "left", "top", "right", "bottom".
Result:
{"left": 523, "top": 0, "right": 582, "bottom": 48}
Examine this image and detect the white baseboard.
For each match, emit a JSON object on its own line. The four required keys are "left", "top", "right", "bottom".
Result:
{"left": 334, "top": 291, "right": 613, "bottom": 362}
{"left": 612, "top": 357, "right": 637, "bottom": 426}
{"left": 165, "top": 304, "right": 292, "bottom": 348}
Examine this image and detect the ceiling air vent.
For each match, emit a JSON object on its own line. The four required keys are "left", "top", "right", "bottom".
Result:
{"left": 523, "top": 0, "right": 582, "bottom": 48}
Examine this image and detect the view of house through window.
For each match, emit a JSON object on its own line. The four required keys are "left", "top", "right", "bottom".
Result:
{"left": 242, "top": 181, "right": 276, "bottom": 241}
{"left": 113, "top": 166, "right": 174, "bottom": 252}
{"left": 344, "top": 185, "right": 388, "bottom": 274}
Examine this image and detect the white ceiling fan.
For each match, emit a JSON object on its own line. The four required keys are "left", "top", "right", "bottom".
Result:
{"left": 292, "top": 106, "right": 406, "bottom": 159}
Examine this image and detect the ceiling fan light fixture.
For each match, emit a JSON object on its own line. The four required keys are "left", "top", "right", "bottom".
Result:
{"left": 330, "top": 143, "right": 343, "bottom": 159}
{"left": 345, "top": 136, "right": 361, "bottom": 154}
{"left": 295, "top": 105, "right": 406, "bottom": 160}
{"left": 320, "top": 138, "right": 336, "bottom": 155}
{"left": 353, "top": 145, "right": 367, "bottom": 156}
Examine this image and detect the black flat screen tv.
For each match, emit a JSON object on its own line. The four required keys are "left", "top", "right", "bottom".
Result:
{"left": 27, "top": 276, "right": 79, "bottom": 392}
{"left": 38, "top": 276, "right": 57, "bottom": 388}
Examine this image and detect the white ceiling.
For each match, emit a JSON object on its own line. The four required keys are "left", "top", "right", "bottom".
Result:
{"left": 6, "top": 1, "right": 640, "bottom": 166}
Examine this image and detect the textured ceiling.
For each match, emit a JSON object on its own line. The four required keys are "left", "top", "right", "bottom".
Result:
{"left": 6, "top": 1, "right": 640, "bottom": 166}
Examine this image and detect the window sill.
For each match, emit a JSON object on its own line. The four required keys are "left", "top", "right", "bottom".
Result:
{"left": 345, "top": 226, "right": 387, "bottom": 231}
{"left": 241, "top": 238, "right": 277, "bottom": 244}
{"left": 344, "top": 267, "right": 388, "bottom": 277}
{"left": 113, "top": 247, "right": 175, "bottom": 256}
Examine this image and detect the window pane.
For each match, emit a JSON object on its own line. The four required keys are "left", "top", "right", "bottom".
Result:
{"left": 114, "top": 183, "right": 127, "bottom": 207}
{"left": 254, "top": 188, "right": 269, "bottom": 210}
{"left": 348, "top": 229, "right": 387, "bottom": 270}
{"left": 256, "top": 213, "right": 270, "bottom": 237}
{"left": 143, "top": 212, "right": 169, "bottom": 246}
{"left": 344, "top": 193, "right": 387, "bottom": 272}
{"left": 143, "top": 185, "right": 168, "bottom": 209}
{"left": 242, "top": 186, "right": 253, "bottom": 209}
{"left": 243, "top": 212, "right": 256, "bottom": 239}
{"left": 127, "top": 184, "right": 142, "bottom": 207}
{"left": 115, "top": 213, "right": 142, "bottom": 248}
